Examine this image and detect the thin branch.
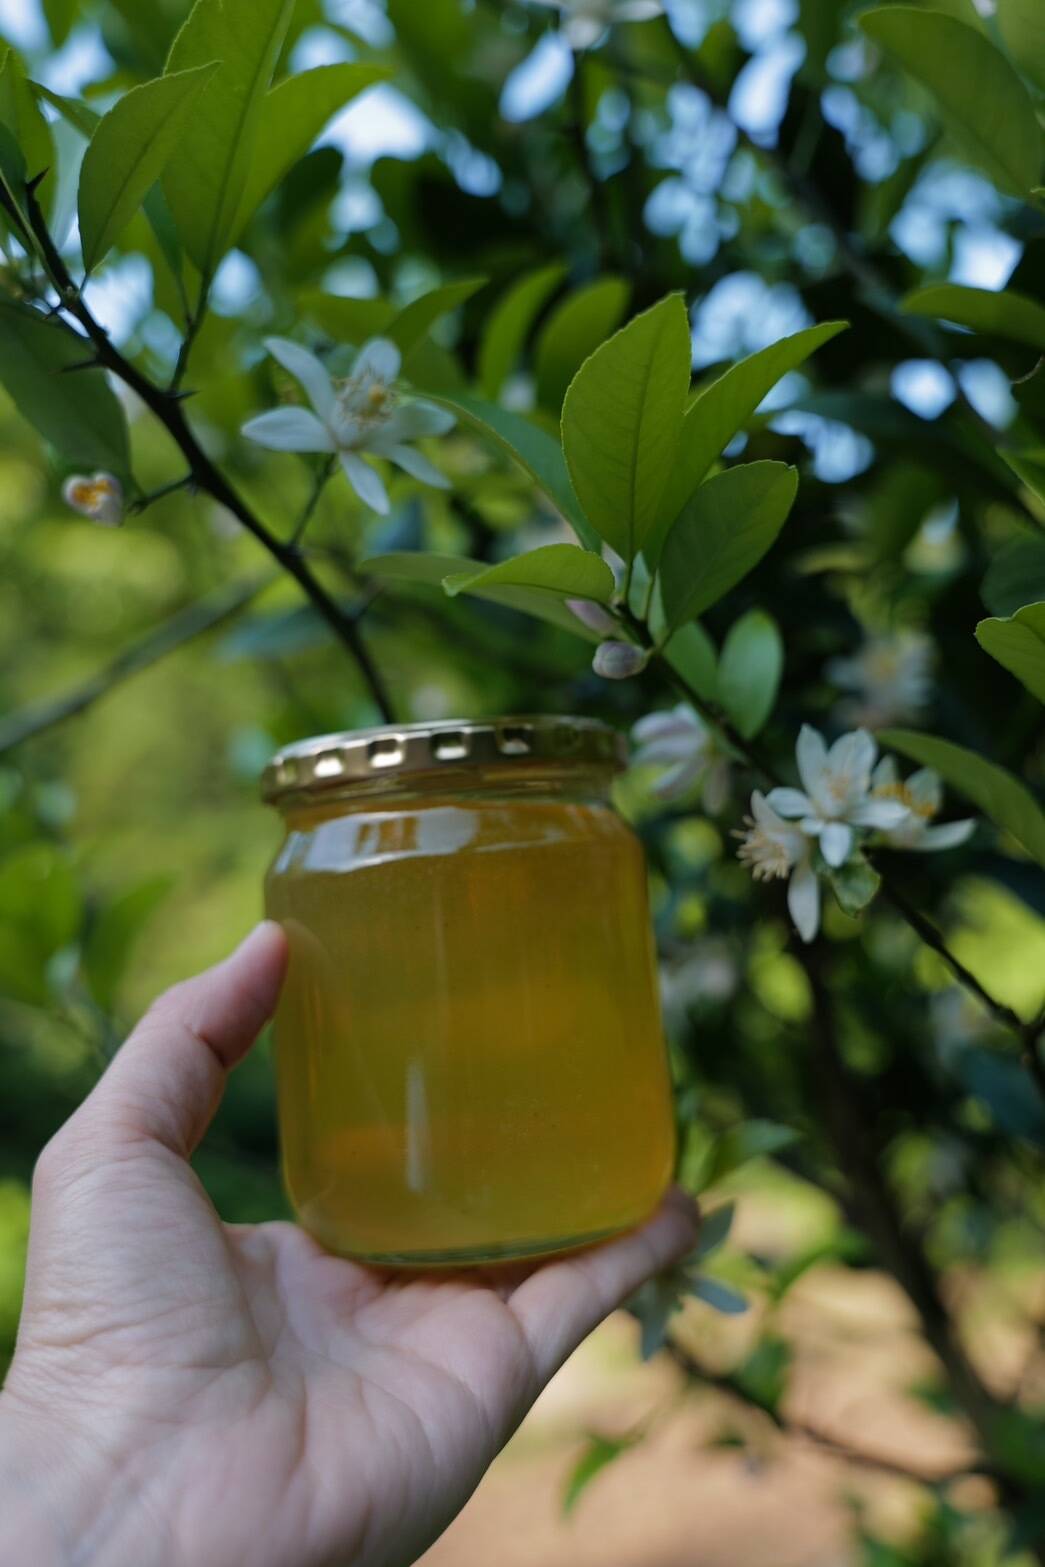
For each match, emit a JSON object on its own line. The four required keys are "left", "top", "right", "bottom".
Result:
{"left": 0, "top": 577, "right": 272, "bottom": 756}
{"left": 664, "top": 1337, "right": 990, "bottom": 1488}
{"left": 22, "top": 183, "right": 396, "bottom": 724}
{"left": 290, "top": 455, "right": 338, "bottom": 548}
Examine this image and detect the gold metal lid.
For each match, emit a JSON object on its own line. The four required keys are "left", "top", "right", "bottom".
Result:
{"left": 261, "top": 715, "right": 626, "bottom": 805}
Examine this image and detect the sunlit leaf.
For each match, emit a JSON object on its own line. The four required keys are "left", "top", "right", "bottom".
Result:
{"left": 997, "top": 0, "right": 1045, "bottom": 92}
{"left": 562, "top": 294, "right": 691, "bottom": 562}
{"left": 859, "top": 7, "right": 1042, "bottom": 196}
{"left": 562, "top": 1433, "right": 641, "bottom": 1517}
{"left": 534, "top": 275, "right": 630, "bottom": 412}
{"left": 660, "top": 463, "right": 798, "bottom": 635}
{"left": 79, "top": 63, "right": 218, "bottom": 272}
{"left": 902, "top": 283, "right": 1045, "bottom": 353}
{"left": 478, "top": 262, "right": 566, "bottom": 398}
{"left": 0, "top": 48, "right": 54, "bottom": 207}
{"left": 976, "top": 602, "right": 1045, "bottom": 704}
{"left": 364, "top": 551, "right": 601, "bottom": 639}
{"left": 882, "top": 729, "right": 1045, "bottom": 867}
{"left": 717, "top": 609, "right": 784, "bottom": 739}
{"left": 444, "top": 544, "right": 615, "bottom": 604}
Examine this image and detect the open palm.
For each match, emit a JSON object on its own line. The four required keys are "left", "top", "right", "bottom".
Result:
{"left": 1, "top": 925, "right": 698, "bottom": 1567}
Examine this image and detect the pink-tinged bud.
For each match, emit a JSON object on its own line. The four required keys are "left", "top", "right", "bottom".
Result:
{"left": 567, "top": 598, "right": 618, "bottom": 636}
{"left": 62, "top": 472, "right": 124, "bottom": 526}
{"left": 592, "top": 640, "right": 649, "bottom": 680}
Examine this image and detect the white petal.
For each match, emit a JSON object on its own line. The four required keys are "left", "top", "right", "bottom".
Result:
{"left": 796, "top": 725, "right": 828, "bottom": 796}
{"left": 765, "top": 787, "right": 812, "bottom": 819}
{"left": 788, "top": 861, "right": 820, "bottom": 944}
{"left": 566, "top": 16, "right": 605, "bottom": 46}
{"left": 828, "top": 728, "right": 876, "bottom": 789}
{"left": 264, "top": 338, "right": 337, "bottom": 423}
{"left": 392, "top": 400, "right": 457, "bottom": 439}
{"left": 340, "top": 451, "right": 390, "bottom": 513}
{"left": 354, "top": 337, "right": 401, "bottom": 382}
{"left": 871, "top": 756, "right": 897, "bottom": 789}
{"left": 652, "top": 757, "right": 703, "bottom": 802}
{"left": 907, "top": 768, "right": 941, "bottom": 813}
{"left": 702, "top": 758, "right": 731, "bottom": 815}
{"left": 820, "top": 822, "right": 853, "bottom": 867}
{"left": 907, "top": 819, "right": 976, "bottom": 852}
{"left": 635, "top": 734, "right": 703, "bottom": 765}
{"left": 614, "top": 0, "right": 664, "bottom": 16}
{"left": 851, "top": 798, "right": 909, "bottom": 829}
{"left": 241, "top": 408, "right": 335, "bottom": 452}
{"left": 383, "top": 443, "right": 450, "bottom": 489}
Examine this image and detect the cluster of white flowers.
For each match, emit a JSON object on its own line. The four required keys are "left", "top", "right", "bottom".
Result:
{"left": 242, "top": 337, "right": 455, "bottom": 515}
{"left": 734, "top": 726, "right": 975, "bottom": 943}
{"left": 827, "top": 631, "right": 933, "bottom": 728}
{"left": 528, "top": 0, "right": 665, "bottom": 51}
{"left": 631, "top": 705, "right": 731, "bottom": 812}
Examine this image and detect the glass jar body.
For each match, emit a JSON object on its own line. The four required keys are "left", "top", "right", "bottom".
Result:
{"left": 265, "top": 771, "right": 675, "bottom": 1265}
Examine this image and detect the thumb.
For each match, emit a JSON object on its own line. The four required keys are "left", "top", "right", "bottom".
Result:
{"left": 65, "top": 921, "right": 288, "bottom": 1163}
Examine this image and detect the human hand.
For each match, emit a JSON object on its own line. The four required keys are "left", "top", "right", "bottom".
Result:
{"left": 0, "top": 924, "right": 699, "bottom": 1567}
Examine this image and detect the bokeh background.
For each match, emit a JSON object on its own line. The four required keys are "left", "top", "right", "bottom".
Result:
{"left": 2, "top": 0, "right": 1045, "bottom": 1561}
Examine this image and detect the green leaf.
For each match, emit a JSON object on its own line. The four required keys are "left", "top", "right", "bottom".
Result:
{"left": 709, "top": 1121, "right": 799, "bottom": 1184}
{"left": 882, "top": 728, "right": 1045, "bottom": 868}
{"left": 827, "top": 853, "right": 882, "bottom": 917}
{"left": 232, "top": 63, "right": 387, "bottom": 244}
{"left": 79, "top": 63, "right": 219, "bottom": 273}
{"left": 444, "top": 544, "right": 615, "bottom": 604}
{"left": 0, "top": 301, "right": 130, "bottom": 477}
{"left": 660, "top": 462, "right": 799, "bottom": 635}
{"left": 662, "top": 620, "right": 718, "bottom": 702}
{"left": 0, "top": 48, "right": 54, "bottom": 200}
{"left": 0, "top": 844, "right": 81, "bottom": 1006}
{"left": 982, "top": 536, "right": 1045, "bottom": 617}
{"left": 717, "top": 609, "right": 784, "bottom": 739}
{"left": 997, "top": 0, "right": 1045, "bottom": 92}
{"left": 562, "top": 294, "right": 692, "bottom": 562}
{"left": 858, "top": 7, "right": 1042, "bottom": 197}
{"left": 734, "top": 1337, "right": 792, "bottom": 1415}
{"left": 692, "top": 1277, "right": 749, "bottom": 1315}
{"left": 562, "top": 1434, "right": 641, "bottom": 1516}
{"left": 31, "top": 83, "right": 100, "bottom": 138}
{"left": 42, "top": 0, "right": 79, "bottom": 46}
{"left": 534, "top": 276, "right": 631, "bottom": 412}
{"left": 363, "top": 551, "right": 601, "bottom": 640}
{"left": 83, "top": 877, "right": 171, "bottom": 1012}
{"left": 1001, "top": 447, "right": 1045, "bottom": 510}
{"left": 652, "top": 321, "right": 847, "bottom": 554}
{"left": 424, "top": 390, "right": 600, "bottom": 550}
{"left": 478, "top": 262, "right": 566, "bottom": 398}
{"left": 387, "top": 276, "right": 486, "bottom": 358}
{"left": 163, "top": 0, "right": 295, "bottom": 278}
{"left": 902, "top": 283, "right": 1045, "bottom": 352}
{"left": 692, "top": 1201, "right": 735, "bottom": 1259}
{"left": 976, "top": 602, "right": 1045, "bottom": 704}
{"left": 302, "top": 291, "right": 396, "bottom": 344}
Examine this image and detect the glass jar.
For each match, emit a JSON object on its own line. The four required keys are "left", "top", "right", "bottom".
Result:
{"left": 262, "top": 716, "right": 675, "bottom": 1267}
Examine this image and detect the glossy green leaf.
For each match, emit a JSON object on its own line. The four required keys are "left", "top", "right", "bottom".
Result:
{"left": 163, "top": 0, "right": 294, "bottom": 278}
{"left": 387, "top": 276, "right": 486, "bottom": 358}
{"left": 302, "top": 292, "right": 396, "bottom": 344}
{"left": 827, "top": 854, "right": 882, "bottom": 917}
{"left": 997, "top": 0, "right": 1045, "bottom": 91}
{"left": 1001, "top": 447, "right": 1045, "bottom": 510}
{"left": 858, "top": 7, "right": 1042, "bottom": 197}
{"left": 31, "top": 83, "right": 100, "bottom": 138}
{"left": 79, "top": 63, "right": 218, "bottom": 272}
{"left": 882, "top": 729, "right": 1045, "bottom": 867}
{"left": 660, "top": 462, "right": 799, "bottom": 635}
{"left": 534, "top": 276, "right": 630, "bottom": 412}
{"left": 717, "top": 609, "right": 784, "bottom": 739}
{"left": 478, "top": 262, "right": 566, "bottom": 398}
{"left": 562, "top": 294, "right": 691, "bottom": 562}
{"left": 444, "top": 544, "right": 615, "bottom": 604}
{"left": 976, "top": 602, "right": 1045, "bottom": 704}
{"left": 693, "top": 1201, "right": 735, "bottom": 1259}
{"left": 982, "top": 536, "right": 1045, "bottom": 617}
{"left": 0, "top": 49, "right": 54, "bottom": 201}
{"left": 425, "top": 390, "right": 599, "bottom": 550}
{"left": 563, "top": 1434, "right": 641, "bottom": 1516}
{"left": 232, "top": 63, "right": 387, "bottom": 244}
{"left": 902, "top": 283, "right": 1045, "bottom": 352}
{"left": 653, "top": 321, "right": 847, "bottom": 553}
{"left": 363, "top": 551, "right": 601, "bottom": 639}
{"left": 0, "top": 301, "right": 130, "bottom": 476}
{"left": 662, "top": 620, "right": 718, "bottom": 702}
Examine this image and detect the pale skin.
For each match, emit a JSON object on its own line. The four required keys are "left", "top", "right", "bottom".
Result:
{"left": 0, "top": 923, "right": 699, "bottom": 1567}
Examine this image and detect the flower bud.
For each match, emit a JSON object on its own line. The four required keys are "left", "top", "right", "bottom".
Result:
{"left": 592, "top": 640, "right": 649, "bottom": 680}
{"left": 62, "top": 472, "right": 124, "bottom": 526}
{"left": 567, "top": 598, "right": 618, "bottom": 636}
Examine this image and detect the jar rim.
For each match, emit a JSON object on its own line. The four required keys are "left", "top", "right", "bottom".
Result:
{"left": 261, "top": 715, "right": 627, "bottom": 806}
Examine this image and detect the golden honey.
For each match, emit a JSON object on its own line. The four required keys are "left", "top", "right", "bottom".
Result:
{"left": 263, "top": 719, "right": 675, "bottom": 1266}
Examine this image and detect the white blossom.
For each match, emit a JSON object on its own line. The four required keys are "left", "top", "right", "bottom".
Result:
{"left": 631, "top": 705, "right": 731, "bottom": 810}
{"left": 765, "top": 725, "right": 908, "bottom": 869}
{"left": 526, "top": 0, "right": 664, "bottom": 50}
{"left": 242, "top": 337, "right": 455, "bottom": 515}
{"left": 567, "top": 597, "right": 618, "bottom": 636}
{"left": 62, "top": 471, "right": 123, "bottom": 526}
{"left": 592, "top": 640, "right": 648, "bottom": 679}
{"left": 828, "top": 631, "right": 933, "bottom": 728}
{"left": 736, "top": 790, "right": 821, "bottom": 943}
{"left": 870, "top": 757, "right": 976, "bottom": 852}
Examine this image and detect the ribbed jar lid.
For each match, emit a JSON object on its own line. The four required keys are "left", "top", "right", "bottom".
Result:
{"left": 261, "top": 715, "right": 626, "bottom": 805}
